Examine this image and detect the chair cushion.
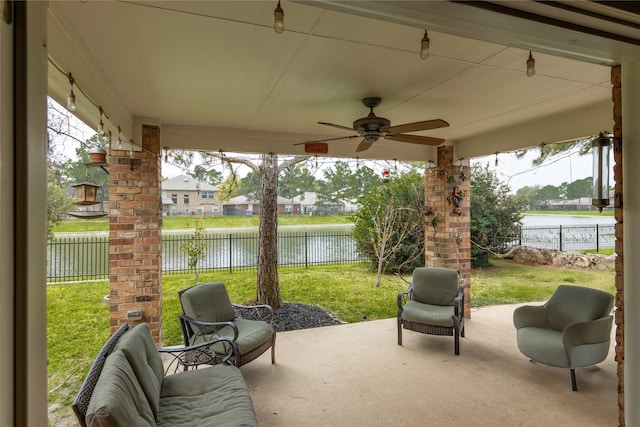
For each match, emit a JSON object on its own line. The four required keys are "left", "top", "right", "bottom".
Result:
{"left": 158, "top": 365, "right": 258, "bottom": 427}
{"left": 115, "top": 323, "right": 165, "bottom": 419}
{"left": 545, "top": 285, "right": 614, "bottom": 331}
{"left": 412, "top": 267, "right": 459, "bottom": 306}
{"left": 181, "top": 282, "right": 236, "bottom": 323}
{"left": 516, "top": 327, "right": 569, "bottom": 368}
{"left": 192, "top": 318, "right": 274, "bottom": 356}
{"left": 401, "top": 300, "right": 455, "bottom": 328}
{"left": 85, "top": 350, "right": 155, "bottom": 427}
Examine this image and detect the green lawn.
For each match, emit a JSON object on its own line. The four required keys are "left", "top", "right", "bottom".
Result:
{"left": 47, "top": 258, "right": 614, "bottom": 422}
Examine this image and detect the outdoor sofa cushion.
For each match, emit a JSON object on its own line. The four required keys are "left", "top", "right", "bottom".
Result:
{"left": 85, "top": 323, "right": 258, "bottom": 427}
{"left": 86, "top": 350, "right": 155, "bottom": 427}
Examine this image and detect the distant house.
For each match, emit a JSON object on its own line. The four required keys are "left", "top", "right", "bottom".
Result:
{"left": 222, "top": 195, "right": 301, "bottom": 216}
{"left": 220, "top": 192, "right": 358, "bottom": 216}
{"left": 161, "top": 174, "right": 221, "bottom": 216}
{"left": 531, "top": 194, "right": 614, "bottom": 211}
{"left": 308, "top": 191, "right": 359, "bottom": 215}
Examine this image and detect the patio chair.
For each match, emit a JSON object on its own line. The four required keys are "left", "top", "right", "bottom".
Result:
{"left": 178, "top": 282, "right": 276, "bottom": 367}
{"left": 397, "top": 267, "right": 465, "bottom": 355}
{"left": 513, "top": 284, "right": 614, "bottom": 391}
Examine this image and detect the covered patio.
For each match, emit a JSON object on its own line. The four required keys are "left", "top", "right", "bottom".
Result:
{"left": 241, "top": 303, "right": 616, "bottom": 426}
{"left": 4, "top": 2, "right": 640, "bottom": 426}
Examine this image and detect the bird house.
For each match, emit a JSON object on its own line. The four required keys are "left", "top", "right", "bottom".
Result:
{"left": 72, "top": 182, "right": 101, "bottom": 205}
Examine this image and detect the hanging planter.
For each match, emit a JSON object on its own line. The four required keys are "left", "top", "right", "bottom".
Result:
{"left": 88, "top": 147, "right": 107, "bottom": 163}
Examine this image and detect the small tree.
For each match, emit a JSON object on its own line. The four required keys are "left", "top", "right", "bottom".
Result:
{"left": 470, "top": 163, "right": 527, "bottom": 268}
{"left": 180, "top": 221, "right": 207, "bottom": 280}
{"left": 352, "top": 171, "right": 425, "bottom": 285}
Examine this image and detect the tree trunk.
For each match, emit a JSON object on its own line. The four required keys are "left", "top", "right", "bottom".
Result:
{"left": 256, "top": 154, "right": 282, "bottom": 308}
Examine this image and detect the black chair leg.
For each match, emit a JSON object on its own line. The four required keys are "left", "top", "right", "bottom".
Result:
{"left": 454, "top": 334, "right": 460, "bottom": 355}
{"left": 570, "top": 368, "right": 578, "bottom": 391}
{"left": 397, "top": 318, "right": 403, "bottom": 346}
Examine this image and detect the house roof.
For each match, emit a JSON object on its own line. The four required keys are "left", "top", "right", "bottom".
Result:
{"left": 162, "top": 174, "right": 218, "bottom": 192}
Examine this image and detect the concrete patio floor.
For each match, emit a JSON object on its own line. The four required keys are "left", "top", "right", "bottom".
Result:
{"left": 240, "top": 303, "right": 617, "bottom": 427}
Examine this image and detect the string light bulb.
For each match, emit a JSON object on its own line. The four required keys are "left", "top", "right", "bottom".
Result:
{"left": 67, "top": 73, "right": 77, "bottom": 111}
{"left": 495, "top": 152, "right": 499, "bottom": 167}
{"left": 420, "top": 30, "right": 430, "bottom": 60}
{"left": 526, "top": 51, "right": 535, "bottom": 77}
{"left": 274, "top": 1, "right": 284, "bottom": 33}
{"left": 540, "top": 143, "right": 545, "bottom": 158}
{"left": 97, "top": 106, "right": 104, "bottom": 135}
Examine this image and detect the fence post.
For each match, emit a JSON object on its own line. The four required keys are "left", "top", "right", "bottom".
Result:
{"left": 596, "top": 224, "right": 600, "bottom": 253}
{"left": 559, "top": 225, "right": 563, "bottom": 252}
{"left": 305, "top": 232, "right": 309, "bottom": 268}
{"left": 228, "top": 234, "right": 233, "bottom": 274}
{"left": 519, "top": 225, "right": 522, "bottom": 246}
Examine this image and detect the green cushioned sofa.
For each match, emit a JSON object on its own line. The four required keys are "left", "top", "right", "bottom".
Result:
{"left": 72, "top": 322, "right": 258, "bottom": 427}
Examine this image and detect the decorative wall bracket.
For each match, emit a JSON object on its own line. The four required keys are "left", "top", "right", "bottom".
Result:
{"left": 130, "top": 158, "right": 143, "bottom": 171}
{"left": 447, "top": 187, "right": 466, "bottom": 216}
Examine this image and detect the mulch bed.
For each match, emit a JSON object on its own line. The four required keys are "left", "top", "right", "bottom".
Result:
{"left": 235, "top": 302, "right": 341, "bottom": 332}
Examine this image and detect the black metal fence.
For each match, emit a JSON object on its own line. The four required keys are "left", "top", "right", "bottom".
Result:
{"left": 499, "top": 224, "right": 616, "bottom": 253}
{"left": 46, "top": 224, "right": 616, "bottom": 283}
{"left": 47, "top": 230, "right": 368, "bottom": 282}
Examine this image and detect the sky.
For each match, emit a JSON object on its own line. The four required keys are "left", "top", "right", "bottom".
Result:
{"left": 472, "top": 149, "right": 596, "bottom": 193}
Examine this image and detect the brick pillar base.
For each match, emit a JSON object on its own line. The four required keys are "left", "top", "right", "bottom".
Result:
{"left": 424, "top": 162, "right": 471, "bottom": 317}
{"left": 109, "top": 127, "right": 162, "bottom": 344}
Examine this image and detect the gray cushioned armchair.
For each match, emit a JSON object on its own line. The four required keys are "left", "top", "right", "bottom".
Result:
{"left": 178, "top": 282, "right": 276, "bottom": 368}
{"left": 513, "top": 284, "right": 614, "bottom": 391}
{"left": 397, "top": 267, "right": 465, "bottom": 355}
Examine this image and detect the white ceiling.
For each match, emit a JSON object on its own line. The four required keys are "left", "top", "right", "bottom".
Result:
{"left": 46, "top": 1, "right": 640, "bottom": 162}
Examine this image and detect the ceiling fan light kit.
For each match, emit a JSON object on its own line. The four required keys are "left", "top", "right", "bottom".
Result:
{"left": 300, "top": 97, "right": 448, "bottom": 153}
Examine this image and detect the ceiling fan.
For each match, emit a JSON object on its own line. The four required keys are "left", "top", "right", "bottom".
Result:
{"left": 299, "top": 97, "right": 449, "bottom": 153}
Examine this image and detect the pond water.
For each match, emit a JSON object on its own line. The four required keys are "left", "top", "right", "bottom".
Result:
{"left": 521, "top": 214, "right": 615, "bottom": 227}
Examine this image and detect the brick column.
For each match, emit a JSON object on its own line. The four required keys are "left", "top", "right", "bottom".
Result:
{"left": 108, "top": 126, "right": 162, "bottom": 345}
{"left": 424, "top": 161, "right": 471, "bottom": 318}
{"left": 612, "top": 65, "right": 624, "bottom": 427}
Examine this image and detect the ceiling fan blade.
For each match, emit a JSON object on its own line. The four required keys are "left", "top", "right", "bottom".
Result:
{"left": 386, "top": 134, "right": 445, "bottom": 146}
{"left": 355, "top": 140, "right": 373, "bottom": 152}
{"left": 293, "top": 135, "right": 359, "bottom": 145}
{"left": 382, "top": 119, "right": 449, "bottom": 134}
{"left": 318, "top": 121, "right": 357, "bottom": 132}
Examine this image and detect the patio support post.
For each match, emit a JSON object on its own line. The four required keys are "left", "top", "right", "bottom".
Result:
{"left": 108, "top": 125, "right": 162, "bottom": 344}
{"left": 612, "top": 65, "right": 624, "bottom": 427}
{"left": 424, "top": 159, "right": 471, "bottom": 318}
{"left": 623, "top": 60, "right": 640, "bottom": 427}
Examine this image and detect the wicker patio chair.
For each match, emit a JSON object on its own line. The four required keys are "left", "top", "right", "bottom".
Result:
{"left": 397, "top": 267, "right": 465, "bottom": 355}
{"left": 178, "top": 282, "right": 276, "bottom": 367}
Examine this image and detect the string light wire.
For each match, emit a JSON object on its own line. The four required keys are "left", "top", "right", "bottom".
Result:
{"left": 48, "top": 57, "right": 153, "bottom": 156}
